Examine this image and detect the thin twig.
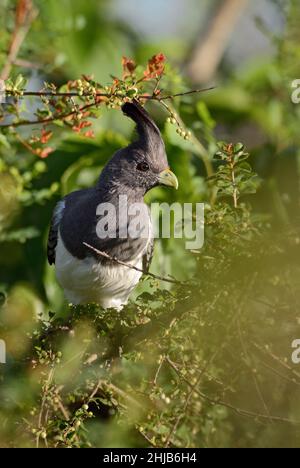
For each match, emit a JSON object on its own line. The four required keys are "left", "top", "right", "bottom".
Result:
{"left": 87, "top": 379, "right": 102, "bottom": 402}
{"left": 166, "top": 356, "right": 300, "bottom": 425}
{"left": 260, "top": 360, "right": 300, "bottom": 388}
{"left": 102, "top": 381, "right": 143, "bottom": 409}
{"left": 57, "top": 399, "right": 70, "bottom": 421}
{"left": 230, "top": 159, "right": 238, "bottom": 208}
{"left": 138, "top": 429, "right": 157, "bottom": 447}
{"left": 36, "top": 366, "right": 54, "bottom": 448}
{"left": 237, "top": 319, "right": 273, "bottom": 422}
{"left": 253, "top": 341, "right": 300, "bottom": 380}
{"left": 83, "top": 242, "right": 183, "bottom": 285}
{"left": 0, "top": 88, "right": 215, "bottom": 129}
{"left": 157, "top": 86, "right": 216, "bottom": 101}
{"left": 0, "top": 101, "right": 97, "bottom": 128}
{"left": 153, "top": 355, "right": 165, "bottom": 386}
{"left": 164, "top": 396, "right": 189, "bottom": 448}
{"left": 12, "top": 58, "right": 41, "bottom": 69}
{"left": 164, "top": 364, "right": 201, "bottom": 448}
{"left": 4, "top": 86, "right": 215, "bottom": 100}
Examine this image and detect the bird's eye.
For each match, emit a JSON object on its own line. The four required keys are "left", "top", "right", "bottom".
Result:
{"left": 137, "top": 162, "right": 149, "bottom": 172}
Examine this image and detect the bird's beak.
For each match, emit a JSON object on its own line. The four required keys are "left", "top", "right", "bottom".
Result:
{"left": 158, "top": 168, "right": 179, "bottom": 190}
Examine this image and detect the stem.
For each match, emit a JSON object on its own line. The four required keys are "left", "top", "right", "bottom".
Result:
{"left": 166, "top": 356, "right": 300, "bottom": 425}
{"left": 0, "top": 101, "right": 96, "bottom": 128}
{"left": 230, "top": 161, "right": 238, "bottom": 208}
{"left": 4, "top": 86, "right": 215, "bottom": 100}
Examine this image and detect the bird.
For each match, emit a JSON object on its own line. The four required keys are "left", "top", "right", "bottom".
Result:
{"left": 47, "top": 99, "right": 178, "bottom": 309}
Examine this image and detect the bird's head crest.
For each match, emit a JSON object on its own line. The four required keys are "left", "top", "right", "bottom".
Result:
{"left": 97, "top": 99, "right": 174, "bottom": 194}
{"left": 121, "top": 99, "right": 166, "bottom": 166}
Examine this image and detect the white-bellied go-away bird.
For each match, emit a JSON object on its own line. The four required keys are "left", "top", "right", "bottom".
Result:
{"left": 47, "top": 100, "right": 178, "bottom": 308}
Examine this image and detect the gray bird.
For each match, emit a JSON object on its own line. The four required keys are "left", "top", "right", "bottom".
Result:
{"left": 47, "top": 100, "right": 178, "bottom": 308}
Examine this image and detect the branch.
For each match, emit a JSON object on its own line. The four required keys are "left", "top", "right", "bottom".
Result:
{"left": 186, "top": 0, "right": 249, "bottom": 83}
{"left": 0, "top": 87, "right": 216, "bottom": 129}
{"left": 156, "top": 86, "right": 216, "bottom": 101}
{"left": 4, "top": 86, "right": 215, "bottom": 100}
{"left": 0, "top": 101, "right": 97, "bottom": 128}
{"left": 166, "top": 357, "right": 300, "bottom": 425}
{"left": 0, "top": 0, "right": 38, "bottom": 81}
{"left": 83, "top": 242, "right": 183, "bottom": 285}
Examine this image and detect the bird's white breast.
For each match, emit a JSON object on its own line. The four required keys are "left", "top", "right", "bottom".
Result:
{"left": 55, "top": 231, "right": 146, "bottom": 309}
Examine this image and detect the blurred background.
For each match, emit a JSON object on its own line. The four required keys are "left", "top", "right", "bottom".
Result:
{"left": 0, "top": 0, "right": 300, "bottom": 448}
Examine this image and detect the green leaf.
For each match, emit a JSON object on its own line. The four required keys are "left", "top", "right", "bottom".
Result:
{"left": 233, "top": 142, "right": 244, "bottom": 153}
{"left": 15, "top": 74, "right": 27, "bottom": 89}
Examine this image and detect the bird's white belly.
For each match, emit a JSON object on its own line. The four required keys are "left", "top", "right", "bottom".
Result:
{"left": 55, "top": 232, "right": 143, "bottom": 309}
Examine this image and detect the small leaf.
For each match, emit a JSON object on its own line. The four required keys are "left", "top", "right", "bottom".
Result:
{"left": 233, "top": 142, "right": 244, "bottom": 153}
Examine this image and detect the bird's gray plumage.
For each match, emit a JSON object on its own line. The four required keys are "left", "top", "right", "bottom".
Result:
{"left": 47, "top": 99, "right": 176, "bottom": 307}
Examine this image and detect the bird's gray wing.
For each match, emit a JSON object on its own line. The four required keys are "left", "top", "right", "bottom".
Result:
{"left": 142, "top": 236, "right": 154, "bottom": 273}
{"left": 47, "top": 200, "right": 65, "bottom": 265}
